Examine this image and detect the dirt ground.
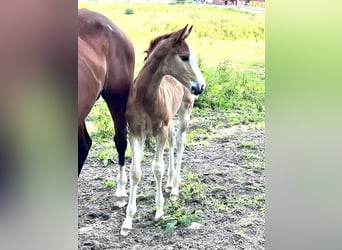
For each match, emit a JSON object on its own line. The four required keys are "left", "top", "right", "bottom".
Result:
{"left": 78, "top": 112, "right": 265, "bottom": 249}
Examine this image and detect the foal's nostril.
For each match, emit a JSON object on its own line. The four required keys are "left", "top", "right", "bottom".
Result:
{"left": 191, "top": 84, "right": 204, "bottom": 95}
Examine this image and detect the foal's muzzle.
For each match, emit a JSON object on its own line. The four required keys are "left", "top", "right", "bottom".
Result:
{"left": 191, "top": 83, "right": 205, "bottom": 95}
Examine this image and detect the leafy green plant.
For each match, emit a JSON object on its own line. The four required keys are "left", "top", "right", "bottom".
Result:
{"left": 124, "top": 8, "right": 134, "bottom": 15}
{"left": 197, "top": 59, "right": 265, "bottom": 124}
{"left": 104, "top": 178, "right": 116, "bottom": 188}
{"left": 181, "top": 180, "right": 207, "bottom": 201}
{"left": 153, "top": 209, "right": 205, "bottom": 236}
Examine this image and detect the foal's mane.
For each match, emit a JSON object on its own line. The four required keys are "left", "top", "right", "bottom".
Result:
{"left": 143, "top": 32, "right": 173, "bottom": 61}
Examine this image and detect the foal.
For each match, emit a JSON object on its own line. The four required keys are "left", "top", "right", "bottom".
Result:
{"left": 121, "top": 25, "right": 205, "bottom": 236}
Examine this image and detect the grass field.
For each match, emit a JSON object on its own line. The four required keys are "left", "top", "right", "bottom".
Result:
{"left": 78, "top": 3, "right": 265, "bottom": 161}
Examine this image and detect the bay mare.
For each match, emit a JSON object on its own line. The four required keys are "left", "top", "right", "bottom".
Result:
{"left": 78, "top": 9, "right": 135, "bottom": 207}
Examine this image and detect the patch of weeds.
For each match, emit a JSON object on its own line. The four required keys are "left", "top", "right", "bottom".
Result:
{"left": 241, "top": 150, "right": 260, "bottom": 161}
{"left": 211, "top": 184, "right": 226, "bottom": 193}
{"left": 86, "top": 99, "right": 113, "bottom": 141}
{"left": 163, "top": 199, "right": 182, "bottom": 215}
{"left": 234, "top": 229, "right": 245, "bottom": 238}
{"left": 245, "top": 161, "right": 265, "bottom": 170}
{"left": 98, "top": 150, "right": 112, "bottom": 167}
{"left": 187, "top": 127, "right": 210, "bottom": 146}
{"left": 238, "top": 218, "right": 254, "bottom": 227}
{"left": 153, "top": 209, "right": 205, "bottom": 237}
{"left": 197, "top": 59, "right": 264, "bottom": 125}
{"left": 181, "top": 180, "right": 207, "bottom": 201}
{"left": 227, "top": 193, "right": 265, "bottom": 210}
{"left": 245, "top": 183, "right": 261, "bottom": 191}
{"left": 186, "top": 173, "right": 200, "bottom": 182}
{"left": 208, "top": 197, "right": 228, "bottom": 212}
{"left": 103, "top": 179, "right": 115, "bottom": 188}
{"left": 239, "top": 141, "right": 255, "bottom": 149}
{"left": 137, "top": 192, "right": 154, "bottom": 201}
{"left": 124, "top": 8, "right": 134, "bottom": 15}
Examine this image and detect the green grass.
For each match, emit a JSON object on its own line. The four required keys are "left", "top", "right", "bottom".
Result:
{"left": 103, "top": 178, "right": 116, "bottom": 188}
{"left": 79, "top": 3, "right": 265, "bottom": 160}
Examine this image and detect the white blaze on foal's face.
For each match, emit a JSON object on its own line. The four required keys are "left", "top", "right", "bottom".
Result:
{"left": 188, "top": 46, "right": 205, "bottom": 95}
{"left": 172, "top": 43, "right": 206, "bottom": 96}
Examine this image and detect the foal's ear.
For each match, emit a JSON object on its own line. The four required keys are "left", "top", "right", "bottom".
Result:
{"left": 174, "top": 24, "right": 191, "bottom": 43}
{"left": 183, "top": 25, "right": 193, "bottom": 40}
{"left": 143, "top": 50, "right": 149, "bottom": 62}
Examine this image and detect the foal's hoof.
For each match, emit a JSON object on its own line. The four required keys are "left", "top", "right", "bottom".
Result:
{"left": 120, "top": 219, "right": 132, "bottom": 236}
{"left": 155, "top": 211, "right": 164, "bottom": 219}
{"left": 113, "top": 196, "right": 128, "bottom": 208}
{"left": 120, "top": 228, "right": 130, "bottom": 236}
{"left": 170, "top": 194, "right": 178, "bottom": 201}
{"left": 165, "top": 186, "right": 172, "bottom": 193}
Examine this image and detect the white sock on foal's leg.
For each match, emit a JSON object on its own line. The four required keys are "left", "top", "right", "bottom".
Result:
{"left": 171, "top": 108, "right": 190, "bottom": 201}
{"left": 166, "top": 123, "right": 175, "bottom": 192}
{"left": 152, "top": 159, "right": 165, "bottom": 219}
{"left": 121, "top": 137, "right": 143, "bottom": 236}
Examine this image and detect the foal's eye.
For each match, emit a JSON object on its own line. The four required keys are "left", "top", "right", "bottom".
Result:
{"left": 180, "top": 55, "right": 189, "bottom": 62}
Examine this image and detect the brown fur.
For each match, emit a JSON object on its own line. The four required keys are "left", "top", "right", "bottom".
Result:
{"left": 121, "top": 25, "right": 202, "bottom": 236}
{"left": 78, "top": 9, "right": 135, "bottom": 175}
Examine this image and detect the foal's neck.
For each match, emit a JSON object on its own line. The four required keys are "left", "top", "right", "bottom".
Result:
{"left": 135, "top": 55, "right": 166, "bottom": 99}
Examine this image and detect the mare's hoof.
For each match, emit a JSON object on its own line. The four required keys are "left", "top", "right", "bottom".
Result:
{"left": 113, "top": 196, "right": 128, "bottom": 208}
{"left": 165, "top": 186, "right": 172, "bottom": 193}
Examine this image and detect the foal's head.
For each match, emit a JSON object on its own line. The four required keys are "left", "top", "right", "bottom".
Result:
{"left": 144, "top": 25, "right": 206, "bottom": 95}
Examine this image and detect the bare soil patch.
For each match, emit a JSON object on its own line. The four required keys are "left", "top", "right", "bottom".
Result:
{"left": 78, "top": 112, "right": 265, "bottom": 249}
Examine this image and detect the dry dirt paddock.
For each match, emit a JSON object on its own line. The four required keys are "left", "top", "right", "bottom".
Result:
{"left": 78, "top": 111, "right": 265, "bottom": 249}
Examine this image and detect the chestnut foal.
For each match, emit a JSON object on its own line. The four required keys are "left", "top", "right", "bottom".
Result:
{"left": 121, "top": 25, "right": 205, "bottom": 235}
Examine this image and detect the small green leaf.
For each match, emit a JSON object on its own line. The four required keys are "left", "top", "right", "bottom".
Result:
{"left": 179, "top": 216, "right": 191, "bottom": 227}
{"left": 172, "top": 209, "right": 182, "bottom": 218}
{"left": 103, "top": 158, "right": 109, "bottom": 167}
{"left": 104, "top": 179, "right": 115, "bottom": 188}
{"left": 191, "top": 210, "right": 205, "bottom": 222}
{"left": 165, "top": 221, "right": 177, "bottom": 236}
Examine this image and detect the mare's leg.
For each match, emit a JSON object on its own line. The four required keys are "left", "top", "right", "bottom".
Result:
{"left": 121, "top": 134, "right": 145, "bottom": 236}
{"left": 166, "top": 122, "right": 175, "bottom": 192}
{"left": 78, "top": 121, "right": 92, "bottom": 176}
{"left": 102, "top": 93, "right": 128, "bottom": 207}
{"left": 112, "top": 111, "right": 128, "bottom": 207}
{"left": 170, "top": 103, "right": 192, "bottom": 201}
{"left": 153, "top": 127, "right": 168, "bottom": 218}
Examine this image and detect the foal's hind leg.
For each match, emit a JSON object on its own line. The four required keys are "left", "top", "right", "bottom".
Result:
{"left": 166, "top": 122, "right": 175, "bottom": 192}
{"left": 78, "top": 121, "right": 92, "bottom": 176}
{"left": 170, "top": 100, "right": 193, "bottom": 201}
{"left": 102, "top": 94, "right": 128, "bottom": 207}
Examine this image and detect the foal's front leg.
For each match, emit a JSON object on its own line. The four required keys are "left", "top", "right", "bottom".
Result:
{"left": 153, "top": 127, "right": 168, "bottom": 219}
{"left": 121, "top": 135, "right": 144, "bottom": 236}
